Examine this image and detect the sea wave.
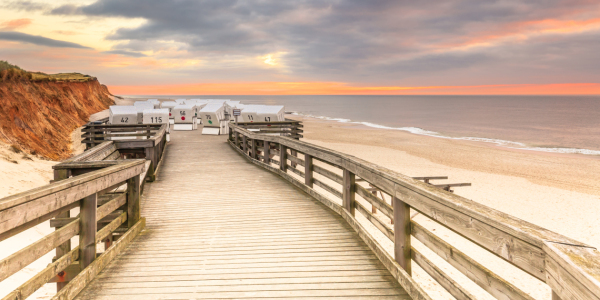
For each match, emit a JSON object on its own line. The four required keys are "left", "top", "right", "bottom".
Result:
{"left": 290, "top": 112, "right": 600, "bottom": 156}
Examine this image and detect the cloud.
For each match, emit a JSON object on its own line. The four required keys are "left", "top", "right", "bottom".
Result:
{"left": 41, "top": 0, "right": 600, "bottom": 85}
{"left": 0, "top": 18, "right": 32, "bottom": 30}
{"left": 0, "top": 31, "right": 90, "bottom": 49}
{"left": 102, "top": 50, "right": 147, "bottom": 57}
{"left": 1, "top": 1, "right": 51, "bottom": 12}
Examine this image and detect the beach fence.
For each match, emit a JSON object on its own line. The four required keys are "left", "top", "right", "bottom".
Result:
{"left": 228, "top": 122, "right": 600, "bottom": 300}
{"left": 0, "top": 125, "right": 168, "bottom": 300}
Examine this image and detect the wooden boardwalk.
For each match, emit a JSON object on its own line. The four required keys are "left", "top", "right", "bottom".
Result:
{"left": 74, "top": 129, "right": 409, "bottom": 299}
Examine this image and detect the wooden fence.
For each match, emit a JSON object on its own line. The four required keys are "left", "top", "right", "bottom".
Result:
{"left": 0, "top": 160, "right": 146, "bottom": 300}
{"left": 80, "top": 124, "right": 168, "bottom": 181}
{"left": 82, "top": 123, "right": 167, "bottom": 150}
{"left": 229, "top": 123, "right": 600, "bottom": 300}
{"left": 231, "top": 120, "right": 303, "bottom": 140}
{"left": 0, "top": 123, "right": 169, "bottom": 300}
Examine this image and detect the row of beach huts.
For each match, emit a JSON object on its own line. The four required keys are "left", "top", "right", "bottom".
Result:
{"left": 108, "top": 99, "right": 285, "bottom": 137}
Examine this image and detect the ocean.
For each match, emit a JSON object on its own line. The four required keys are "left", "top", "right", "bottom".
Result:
{"left": 124, "top": 95, "right": 600, "bottom": 155}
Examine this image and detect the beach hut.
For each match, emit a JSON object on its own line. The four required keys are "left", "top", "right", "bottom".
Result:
{"left": 134, "top": 101, "right": 154, "bottom": 112}
{"left": 147, "top": 99, "right": 160, "bottom": 109}
{"left": 257, "top": 105, "right": 285, "bottom": 122}
{"left": 199, "top": 103, "right": 226, "bottom": 135}
{"left": 173, "top": 104, "right": 197, "bottom": 131}
{"left": 142, "top": 108, "right": 171, "bottom": 141}
{"left": 142, "top": 108, "right": 170, "bottom": 131}
{"left": 240, "top": 105, "right": 263, "bottom": 122}
{"left": 109, "top": 106, "right": 138, "bottom": 125}
{"left": 160, "top": 101, "right": 178, "bottom": 124}
{"left": 175, "top": 99, "right": 187, "bottom": 105}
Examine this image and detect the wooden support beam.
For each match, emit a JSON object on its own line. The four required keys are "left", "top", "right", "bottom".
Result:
{"left": 263, "top": 140, "right": 270, "bottom": 164}
{"left": 304, "top": 154, "right": 313, "bottom": 188}
{"left": 342, "top": 170, "right": 355, "bottom": 216}
{"left": 393, "top": 196, "right": 411, "bottom": 275}
{"left": 52, "top": 170, "right": 71, "bottom": 292}
{"left": 280, "top": 144, "right": 287, "bottom": 172}
{"left": 234, "top": 132, "right": 240, "bottom": 148}
{"left": 242, "top": 135, "right": 247, "bottom": 153}
{"left": 79, "top": 193, "right": 97, "bottom": 270}
{"left": 126, "top": 175, "right": 141, "bottom": 228}
{"left": 251, "top": 139, "right": 257, "bottom": 160}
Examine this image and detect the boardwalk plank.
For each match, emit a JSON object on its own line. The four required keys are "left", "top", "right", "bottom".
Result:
{"left": 75, "top": 131, "right": 408, "bottom": 300}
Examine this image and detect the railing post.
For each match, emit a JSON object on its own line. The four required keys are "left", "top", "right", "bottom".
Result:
{"left": 242, "top": 135, "right": 248, "bottom": 154}
{"left": 251, "top": 139, "right": 257, "bottom": 160}
{"left": 53, "top": 171, "right": 70, "bottom": 292}
{"left": 305, "top": 154, "right": 313, "bottom": 187}
{"left": 127, "top": 175, "right": 141, "bottom": 228}
{"left": 291, "top": 150, "right": 298, "bottom": 168}
{"left": 145, "top": 146, "right": 157, "bottom": 182}
{"left": 79, "top": 193, "right": 97, "bottom": 270}
{"left": 393, "top": 196, "right": 411, "bottom": 275}
{"left": 343, "top": 170, "right": 355, "bottom": 216}
{"left": 235, "top": 132, "right": 240, "bottom": 148}
{"left": 263, "top": 140, "right": 270, "bottom": 164}
{"left": 280, "top": 144, "right": 287, "bottom": 172}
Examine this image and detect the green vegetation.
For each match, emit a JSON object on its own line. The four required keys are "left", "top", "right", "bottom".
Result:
{"left": 30, "top": 72, "right": 95, "bottom": 82}
{"left": 0, "top": 60, "right": 95, "bottom": 82}
{"left": 0, "top": 61, "right": 22, "bottom": 72}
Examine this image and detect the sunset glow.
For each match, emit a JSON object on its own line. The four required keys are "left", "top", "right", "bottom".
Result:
{"left": 0, "top": 1, "right": 598, "bottom": 95}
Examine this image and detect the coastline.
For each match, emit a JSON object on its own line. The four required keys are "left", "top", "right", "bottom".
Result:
{"left": 292, "top": 115, "right": 600, "bottom": 299}
{"left": 293, "top": 114, "right": 600, "bottom": 249}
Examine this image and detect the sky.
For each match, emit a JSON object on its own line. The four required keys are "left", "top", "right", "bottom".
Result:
{"left": 1, "top": 0, "right": 600, "bottom": 95}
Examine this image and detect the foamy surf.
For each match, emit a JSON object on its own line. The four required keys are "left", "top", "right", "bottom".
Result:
{"left": 290, "top": 112, "right": 600, "bottom": 156}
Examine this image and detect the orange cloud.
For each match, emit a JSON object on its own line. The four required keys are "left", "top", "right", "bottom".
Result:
{"left": 1, "top": 18, "right": 32, "bottom": 30}
{"left": 108, "top": 82, "right": 600, "bottom": 95}
{"left": 442, "top": 17, "right": 600, "bottom": 50}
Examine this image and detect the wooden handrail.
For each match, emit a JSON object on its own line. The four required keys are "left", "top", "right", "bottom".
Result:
{"left": 228, "top": 122, "right": 600, "bottom": 300}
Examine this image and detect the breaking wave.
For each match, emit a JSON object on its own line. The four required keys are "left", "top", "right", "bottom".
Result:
{"left": 290, "top": 112, "right": 600, "bottom": 156}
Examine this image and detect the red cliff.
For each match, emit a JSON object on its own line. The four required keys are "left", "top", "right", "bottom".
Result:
{"left": 0, "top": 69, "right": 114, "bottom": 160}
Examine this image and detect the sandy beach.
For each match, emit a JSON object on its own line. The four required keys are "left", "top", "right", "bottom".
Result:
{"left": 290, "top": 115, "right": 600, "bottom": 299}
{"left": 1, "top": 111, "right": 599, "bottom": 299}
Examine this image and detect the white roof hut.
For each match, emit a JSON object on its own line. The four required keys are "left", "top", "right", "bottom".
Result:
{"left": 240, "top": 105, "right": 264, "bottom": 122}
{"left": 109, "top": 106, "right": 139, "bottom": 125}
{"left": 173, "top": 104, "right": 197, "bottom": 131}
{"left": 257, "top": 105, "right": 285, "bottom": 122}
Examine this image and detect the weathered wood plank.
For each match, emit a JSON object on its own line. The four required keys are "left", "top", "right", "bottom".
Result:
{"left": 312, "top": 177, "right": 343, "bottom": 199}
{"left": 52, "top": 218, "right": 145, "bottom": 300}
{"left": 313, "top": 165, "right": 343, "bottom": 185}
{"left": 96, "top": 212, "right": 127, "bottom": 244}
{"left": 340, "top": 209, "right": 433, "bottom": 300}
{"left": 96, "top": 193, "right": 126, "bottom": 221}
{"left": 0, "top": 219, "right": 78, "bottom": 282}
{"left": 79, "top": 193, "right": 97, "bottom": 270}
{"left": 394, "top": 197, "right": 411, "bottom": 274}
{"left": 0, "top": 202, "right": 79, "bottom": 242}
{"left": 411, "top": 220, "right": 535, "bottom": 300}
{"left": 544, "top": 241, "right": 600, "bottom": 300}
{"left": 356, "top": 184, "right": 393, "bottom": 219}
{"left": 2, "top": 247, "right": 79, "bottom": 300}
{"left": 355, "top": 200, "right": 394, "bottom": 241}
{"left": 0, "top": 161, "right": 144, "bottom": 235}
{"left": 412, "top": 247, "right": 475, "bottom": 300}
{"left": 343, "top": 170, "right": 355, "bottom": 216}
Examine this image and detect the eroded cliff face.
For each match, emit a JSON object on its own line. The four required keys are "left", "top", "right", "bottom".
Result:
{"left": 0, "top": 70, "right": 114, "bottom": 160}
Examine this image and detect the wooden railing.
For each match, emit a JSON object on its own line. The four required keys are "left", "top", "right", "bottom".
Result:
{"left": 80, "top": 124, "right": 168, "bottom": 181}
{"left": 0, "top": 160, "right": 147, "bottom": 300}
{"left": 228, "top": 123, "right": 600, "bottom": 300}
{"left": 231, "top": 120, "right": 303, "bottom": 140}
{"left": 82, "top": 123, "right": 167, "bottom": 150}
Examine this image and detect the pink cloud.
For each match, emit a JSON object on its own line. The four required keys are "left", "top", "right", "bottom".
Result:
{"left": 1, "top": 18, "right": 32, "bottom": 30}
